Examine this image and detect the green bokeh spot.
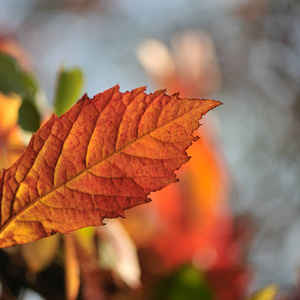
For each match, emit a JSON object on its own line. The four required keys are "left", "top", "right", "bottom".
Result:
{"left": 152, "top": 264, "right": 213, "bottom": 300}
{"left": 54, "top": 66, "right": 84, "bottom": 116}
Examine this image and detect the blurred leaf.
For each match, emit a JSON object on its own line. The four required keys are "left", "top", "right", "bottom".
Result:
{"left": 135, "top": 33, "right": 250, "bottom": 300}
{"left": 18, "top": 98, "right": 41, "bottom": 132}
{"left": 19, "top": 234, "right": 60, "bottom": 274}
{"left": 0, "top": 52, "right": 37, "bottom": 96}
{"left": 132, "top": 33, "right": 230, "bottom": 270}
{"left": 74, "top": 227, "right": 96, "bottom": 257}
{"left": 152, "top": 264, "right": 213, "bottom": 300}
{"left": 248, "top": 285, "right": 278, "bottom": 300}
{"left": 73, "top": 229, "right": 107, "bottom": 300}
{"left": 54, "top": 66, "right": 84, "bottom": 117}
{"left": 0, "top": 38, "right": 31, "bottom": 71}
{"left": 64, "top": 234, "right": 80, "bottom": 300}
{"left": 0, "top": 93, "right": 25, "bottom": 171}
{"left": 96, "top": 219, "right": 141, "bottom": 288}
{"left": 0, "top": 52, "right": 41, "bottom": 132}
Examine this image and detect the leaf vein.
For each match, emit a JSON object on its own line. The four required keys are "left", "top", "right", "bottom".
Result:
{"left": 1, "top": 96, "right": 209, "bottom": 237}
{"left": 53, "top": 102, "right": 86, "bottom": 186}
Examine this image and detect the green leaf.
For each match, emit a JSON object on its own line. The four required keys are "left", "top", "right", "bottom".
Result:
{"left": 54, "top": 66, "right": 84, "bottom": 116}
{"left": 152, "top": 264, "right": 213, "bottom": 300}
{"left": 18, "top": 98, "right": 41, "bottom": 132}
{"left": 0, "top": 52, "right": 41, "bottom": 132}
{"left": 0, "top": 53, "right": 37, "bottom": 96}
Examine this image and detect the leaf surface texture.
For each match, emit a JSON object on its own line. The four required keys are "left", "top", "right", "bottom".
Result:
{"left": 0, "top": 85, "right": 221, "bottom": 247}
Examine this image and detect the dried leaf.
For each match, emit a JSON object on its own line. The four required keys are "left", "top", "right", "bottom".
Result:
{"left": 0, "top": 85, "right": 221, "bottom": 248}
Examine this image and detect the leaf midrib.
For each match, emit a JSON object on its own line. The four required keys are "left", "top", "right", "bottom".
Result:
{"left": 0, "top": 99, "right": 203, "bottom": 236}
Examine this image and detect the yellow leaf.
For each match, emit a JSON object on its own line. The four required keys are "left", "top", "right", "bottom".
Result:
{"left": 248, "top": 285, "right": 278, "bottom": 300}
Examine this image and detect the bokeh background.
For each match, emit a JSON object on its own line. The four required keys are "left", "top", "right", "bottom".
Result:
{"left": 0, "top": 0, "right": 300, "bottom": 299}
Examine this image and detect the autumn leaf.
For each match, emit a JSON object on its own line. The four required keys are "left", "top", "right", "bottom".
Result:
{"left": 128, "top": 34, "right": 230, "bottom": 270}
{"left": 0, "top": 92, "right": 25, "bottom": 171}
{"left": 0, "top": 85, "right": 221, "bottom": 248}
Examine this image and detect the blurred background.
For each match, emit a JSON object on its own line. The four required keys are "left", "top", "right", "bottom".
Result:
{"left": 0, "top": 0, "right": 300, "bottom": 299}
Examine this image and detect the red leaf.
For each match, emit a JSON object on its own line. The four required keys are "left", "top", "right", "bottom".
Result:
{"left": 0, "top": 85, "right": 221, "bottom": 248}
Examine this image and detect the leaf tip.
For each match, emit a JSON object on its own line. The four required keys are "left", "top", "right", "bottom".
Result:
{"left": 132, "top": 86, "right": 147, "bottom": 95}
{"left": 212, "top": 99, "right": 223, "bottom": 107}
{"left": 171, "top": 91, "right": 181, "bottom": 98}
{"left": 101, "top": 84, "right": 121, "bottom": 96}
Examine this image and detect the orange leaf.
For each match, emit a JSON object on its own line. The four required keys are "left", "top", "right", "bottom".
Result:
{"left": 0, "top": 85, "right": 221, "bottom": 248}
{"left": 0, "top": 92, "right": 25, "bottom": 172}
{"left": 64, "top": 234, "right": 81, "bottom": 300}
